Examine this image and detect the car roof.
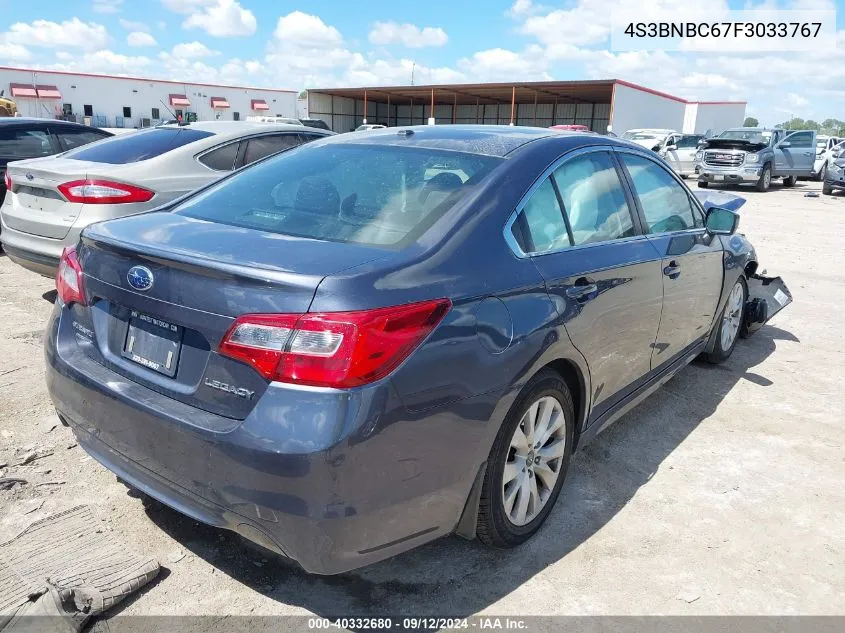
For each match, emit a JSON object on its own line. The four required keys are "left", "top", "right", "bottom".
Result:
{"left": 323, "top": 124, "right": 559, "bottom": 157}
{"left": 155, "top": 121, "right": 327, "bottom": 142}
{"left": 0, "top": 117, "right": 103, "bottom": 129}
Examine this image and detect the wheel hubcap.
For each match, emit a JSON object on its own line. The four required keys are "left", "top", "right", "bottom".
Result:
{"left": 502, "top": 396, "right": 566, "bottom": 526}
{"left": 763, "top": 170, "right": 771, "bottom": 187}
{"left": 720, "top": 282, "right": 744, "bottom": 351}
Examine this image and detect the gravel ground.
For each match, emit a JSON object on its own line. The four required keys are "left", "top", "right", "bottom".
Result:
{"left": 1, "top": 178, "right": 843, "bottom": 619}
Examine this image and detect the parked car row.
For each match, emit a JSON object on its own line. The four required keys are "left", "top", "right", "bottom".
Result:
{"left": 0, "top": 122, "right": 793, "bottom": 574}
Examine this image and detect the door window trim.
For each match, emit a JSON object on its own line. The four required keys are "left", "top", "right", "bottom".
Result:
{"left": 503, "top": 144, "right": 646, "bottom": 258}
{"left": 613, "top": 146, "right": 707, "bottom": 236}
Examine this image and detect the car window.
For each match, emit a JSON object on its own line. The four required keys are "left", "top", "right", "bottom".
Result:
{"left": 511, "top": 178, "right": 569, "bottom": 254}
{"left": 675, "top": 135, "right": 702, "bottom": 149}
{"left": 243, "top": 134, "right": 303, "bottom": 165}
{"left": 0, "top": 128, "right": 53, "bottom": 159}
{"left": 783, "top": 131, "right": 814, "bottom": 148}
{"left": 63, "top": 127, "right": 213, "bottom": 164}
{"left": 56, "top": 128, "right": 111, "bottom": 151}
{"left": 620, "top": 154, "right": 699, "bottom": 233}
{"left": 554, "top": 152, "right": 635, "bottom": 245}
{"left": 176, "top": 144, "right": 501, "bottom": 247}
{"left": 198, "top": 141, "right": 239, "bottom": 171}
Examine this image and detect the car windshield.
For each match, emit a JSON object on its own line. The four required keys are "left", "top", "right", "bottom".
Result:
{"left": 63, "top": 127, "right": 213, "bottom": 164}
{"left": 675, "top": 135, "right": 703, "bottom": 148}
{"left": 175, "top": 143, "right": 502, "bottom": 246}
{"left": 718, "top": 129, "right": 772, "bottom": 144}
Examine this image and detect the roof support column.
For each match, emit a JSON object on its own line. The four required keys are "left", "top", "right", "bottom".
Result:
{"left": 533, "top": 90, "right": 538, "bottom": 126}
{"left": 362, "top": 89, "right": 367, "bottom": 125}
{"left": 510, "top": 86, "right": 516, "bottom": 125}
{"left": 429, "top": 88, "right": 435, "bottom": 125}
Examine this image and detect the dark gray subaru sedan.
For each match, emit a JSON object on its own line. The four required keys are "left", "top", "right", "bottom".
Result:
{"left": 45, "top": 126, "right": 791, "bottom": 574}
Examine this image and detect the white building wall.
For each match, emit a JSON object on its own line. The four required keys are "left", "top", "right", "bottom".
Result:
{"left": 610, "top": 82, "right": 687, "bottom": 136}
{"left": 0, "top": 67, "right": 296, "bottom": 127}
{"left": 691, "top": 103, "right": 746, "bottom": 136}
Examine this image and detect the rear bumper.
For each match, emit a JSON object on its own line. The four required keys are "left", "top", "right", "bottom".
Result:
{"left": 824, "top": 169, "right": 845, "bottom": 190}
{"left": 0, "top": 217, "right": 73, "bottom": 277}
{"left": 3, "top": 244, "right": 59, "bottom": 277}
{"left": 45, "top": 304, "right": 485, "bottom": 574}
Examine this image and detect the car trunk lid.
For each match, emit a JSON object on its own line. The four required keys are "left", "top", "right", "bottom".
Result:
{"left": 72, "top": 212, "right": 389, "bottom": 419}
{"left": 3, "top": 157, "right": 93, "bottom": 239}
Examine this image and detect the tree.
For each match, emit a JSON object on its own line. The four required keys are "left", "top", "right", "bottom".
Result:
{"left": 743, "top": 116, "right": 759, "bottom": 127}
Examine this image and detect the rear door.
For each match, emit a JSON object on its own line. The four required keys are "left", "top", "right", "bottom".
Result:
{"left": 509, "top": 147, "right": 665, "bottom": 420}
{"left": 616, "top": 149, "right": 723, "bottom": 369}
{"left": 776, "top": 130, "right": 816, "bottom": 176}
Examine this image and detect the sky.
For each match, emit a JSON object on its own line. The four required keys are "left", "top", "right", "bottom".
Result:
{"left": 0, "top": 0, "right": 842, "bottom": 126}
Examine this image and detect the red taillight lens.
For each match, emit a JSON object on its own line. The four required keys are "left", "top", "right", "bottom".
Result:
{"left": 219, "top": 299, "right": 452, "bottom": 388}
{"left": 3, "top": 170, "right": 11, "bottom": 191}
{"left": 55, "top": 246, "right": 87, "bottom": 306}
{"left": 57, "top": 179, "right": 154, "bottom": 204}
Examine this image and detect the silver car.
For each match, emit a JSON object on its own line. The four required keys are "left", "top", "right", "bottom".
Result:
{"left": 1, "top": 121, "right": 331, "bottom": 276}
{"left": 659, "top": 133, "right": 705, "bottom": 177}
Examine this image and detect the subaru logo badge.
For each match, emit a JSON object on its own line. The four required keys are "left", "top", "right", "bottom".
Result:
{"left": 127, "top": 266, "right": 154, "bottom": 292}
{"left": 25, "top": 173, "right": 34, "bottom": 181}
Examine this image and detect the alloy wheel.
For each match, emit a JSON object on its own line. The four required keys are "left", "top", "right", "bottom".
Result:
{"left": 720, "top": 282, "right": 744, "bottom": 351}
{"left": 502, "top": 396, "right": 567, "bottom": 526}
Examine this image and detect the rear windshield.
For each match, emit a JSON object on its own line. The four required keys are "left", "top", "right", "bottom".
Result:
{"left": 63, "top": 127, "right": 214, "bottom": 164}
{"left": 175, "top": 143, "right": 501, "bottom": 246}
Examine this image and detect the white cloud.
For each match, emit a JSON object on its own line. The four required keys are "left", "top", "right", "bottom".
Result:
{"left": 171, "top": 41, "right": 218, "bottom": 58}
{"left": 162, "top": 0, "right": 256, "bottom": 37}
{"left": 48, "top": 49, "right": 153, "bottom": 75}
{"left": 0, "top": 42, "right": 31, "bottom": 61}
{"left": 457, "top": 46, "right": 552, "bottom": 81}
{"left": 368, "top": 22, "right": 448, "bottom": 48}
{"left": 127, "top": 32, "right": 157, "bottom": 47}
{"left": 4, "top": 18, "right": 110, "bottom": 51}
{"left": 273, "top": 11, "right": 344, "bottom": 47}
{"left": 92, "top": 0, "right": 123, "bottom": 13}
{"left": 120, "top": 19, "right": 149, "bottom": 32}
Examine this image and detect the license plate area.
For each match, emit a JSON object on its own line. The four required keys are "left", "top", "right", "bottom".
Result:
{"left": 121, "top": 310, "right": 183, "bottom": 377}
{"left": 713, "top": 175, "right": 725, "bottom": 181}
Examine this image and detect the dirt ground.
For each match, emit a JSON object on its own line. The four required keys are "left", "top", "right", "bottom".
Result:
{"left": 1, "top": 178, "right": 843, "bottom": 619}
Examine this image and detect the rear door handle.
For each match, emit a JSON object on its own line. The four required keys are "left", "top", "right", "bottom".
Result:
{"left": 663, "top": 262, "right": 681, "bottom": 279}
{"left": 565, "top": 281, "right": 598, "bottom": 301}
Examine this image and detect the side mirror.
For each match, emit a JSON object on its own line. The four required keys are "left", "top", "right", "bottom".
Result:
{"left": 778, "top": 141, "right": 792, "bottom": 148}
{"left": 665, "top": 144, "right": 677, "bottom": 151}
{"left": 705, "top": 206, "right": 740, "bottom": 235}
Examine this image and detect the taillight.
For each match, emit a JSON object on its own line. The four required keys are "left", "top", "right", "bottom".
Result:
{"left": 219, "top": 299, "right": 452, "bottom": 388}
{"left": 3, "top": 170, "right": 11, "bottom": 191}
{"left": 55, "top": 246, "right": 87, "bottom": 307}
{"left": 57, "top": 179, "right": 154, "bottom": 204}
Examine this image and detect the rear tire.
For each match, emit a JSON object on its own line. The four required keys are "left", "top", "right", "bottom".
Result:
{"left": 782, "top": 175, "right": 797, "bottom": 187}
{"left": 816, "top": 163, "right": 827, "bottom": 182}
{"left": 697, "top": 180, "right": 709, "bottom": 188}
{"left": 703, "top": 278, "right": 747, "bottom": 364}
{"left": 756, "top": 164, "right": 772, "bottom": 192}
{"left": 823, "top": 182, "right": 833, "bottom": 195}
{"left": 477, "top": 370, "right": 574, "bottom": 548}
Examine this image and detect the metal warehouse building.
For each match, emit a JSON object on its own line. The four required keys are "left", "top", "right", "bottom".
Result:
{"left": 1, "top": 66, "right": 297, "bottom": 128}
{"left": 307, "top": 79, "right": 746, "bottom": 136}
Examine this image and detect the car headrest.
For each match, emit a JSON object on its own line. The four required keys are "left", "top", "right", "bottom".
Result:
{"left": 295, "top": 177, "right": 340, "bottom": 217}
{"left": 419, "top": 172, "right": 463, "bottom": 204}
